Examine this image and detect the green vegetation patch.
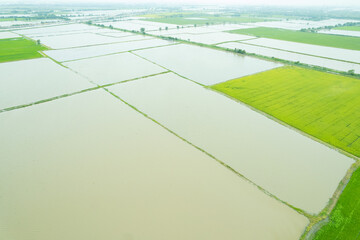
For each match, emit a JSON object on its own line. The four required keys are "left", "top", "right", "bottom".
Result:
{"left": 334, "top": 25, "right": 360, "bottom": 31}
{"left": 144, "top": 16, "right": 270, "bottom": 26}
{"left": 212, "top": 66, "right": 360, "bottom": 157}
{"left": 0, "top": 38, "right": 48, "bottom": 63}
{"left": 228, "top": 27, "right": 360, "bottom": 50}
{"left": 313, "top": 167, "right": 360, "bottom": 239}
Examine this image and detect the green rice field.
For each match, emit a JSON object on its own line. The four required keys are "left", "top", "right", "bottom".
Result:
{"left": 334, "top": 25, "right": 360, "bottom": 31}
{"left": 0, "top": 37, "right": 48, "bottom": 63}
{"left": 211, "top": 66, "right": 360, "bottom": 157}
{"left": 312, "top": 166, "right": 360, "bottom": 240}
{"left": 228, "top": 27, "right": 360, "bottom": 50}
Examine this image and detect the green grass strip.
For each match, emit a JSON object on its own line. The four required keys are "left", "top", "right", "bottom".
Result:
{"left": 334, "top": 25, "right": 360, "bottom": 32}
{"left": 0, "top": 37, "right": 48, "bottom": 63}
{"left": 312, "top": 166, "right": 360, "bottom": 239}
{"left": 229, "top": 27, "right": 360, "bottom": 50}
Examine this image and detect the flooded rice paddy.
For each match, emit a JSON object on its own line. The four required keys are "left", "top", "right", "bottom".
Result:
{"left": 219, "top": 42, "right": 360, "bottom": 73}
{"left": 0, "top": 90, "right": 309, "bottom": 240}
{"left": 0, "top": 32, "right": 19, "bottom": 39}
{"left": 101, "top": 20, "right": 178, "bottom": 32}
{"left": 1, "top": 20, "right": 358, "bottom": 239}
{"left": 44, "top": 38, "right": 175, "bottom": 62}
{"left": 35, "top": 32, "right": 126, "bottom": 49}
{"left": 0, "top": 58, "right": 93, "bottom": 110}
{"left": 14, "top": 23, "right": 100, "bottom": 37}
{"left": 107, "top": 72, "right": 354, "bottom": 214}
{"left": 64, "top": 52, "right": 166, "bottom": 85}
{"left": 165, "top": 32, "right": 254, "bottom": 44}
{"left": 318, "top": 29, "right": 360, "bottom": 38}
{"left": 134, "top": 44, "right": 282, "bottom": 85}
{"left": 251, "top": 19, "right": 359, "bottom": 31}
{"left": 242, "top": 38, "right": 360, "bottom": 63}
{"left": 97, "top": 31, "right": 136, "bottom": 38}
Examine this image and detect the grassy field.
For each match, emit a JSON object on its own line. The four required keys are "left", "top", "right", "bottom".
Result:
{"left": 144, "top": 16, "right": 270, "bottom": 26}
{"left": 0, "top": 38, "right": 48, "bottom": 63}
{"left": 312, "top": 166, "right": 360, "bottom": 239}
{"left": 211, "top": 66, "right": 360, "bottom": 157}
{"left": 334, "top": 25, "right": 360, "bottom": 31}
{"left": 228, "top": 27, "right": 360, "bottom": 50}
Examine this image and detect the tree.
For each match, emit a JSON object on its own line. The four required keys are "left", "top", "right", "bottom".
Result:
{"left": 109, "top": 25, "right": 113, "bottom": 29}
{"left": 36, "top": 39, "right": 41, "bottom": 45}
{"left": 348, "top": 69, "right": 355, "bottom": 75}
{"left": 140, "top": 27, "right": 145, "bottom": 33}
{"left": 165, "top": 26, "right": 168, "bottom": 31}
{"left": 177, "top": 25, "right": 179, "bottom": 29}
{"left": 159, "top": 27, "right": 162, "bottom": 31}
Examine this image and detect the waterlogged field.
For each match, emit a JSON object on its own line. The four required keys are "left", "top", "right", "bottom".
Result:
{"left": 218, "top": 42, "right": 360, "bottom": 73}
{"left": 64, "top": 52, "right": 166, "bottom": 85}
{"left": 229, "top": 27, "right": 360, "bottom": 51}
{"left": 134, "top": 44, "right": 282, "bottom": 85}
{"left": 318, "top": 29, "right": 360, "bottom": 38}
{"left": 44, "top": 38, "right": 174, "bottom": 62}
{"left": 2, "top": 8, "right": 360, "bottom": 239}
{"left": 252, "top": 19, "right": 359, "bottom": 31}
{"left": 14, "top": 23, "right": 100, "bottom": 37}
{"left": 242, "top": 38, "right": 360, "bottom": 63}
{"left": 101, "top": 20, "right": 178, "bottom": 32}
{"left": 144, "top": 16, "right": 271, "bottom": 26}
{"left": 167, "top": 32, "right": 254, "bottom": 44}
{"left": 0, "top": 58, "right": 93, "bottom": 110}
{"left": 35, "top": 32, "right": 125, "bottom": 49}
{"left": 108, "top": 72, "right": 353, "bottom": 214}
{"left": 313, "top": 167, "right": 360, "bottom": 240}
{"left": 0, "top": 31, "right": 18, "bottom": 39}
{"left": 0, "top": 37, "right": 48, "bottom": 63}
{"left": 0, "top": 90, "right": 309, "bottom": 240}
{"left": 97, "top": 31, "right": 135, "bottom": 38}
{"left": 212, "top": 66, "right": 360, "bottom": 157}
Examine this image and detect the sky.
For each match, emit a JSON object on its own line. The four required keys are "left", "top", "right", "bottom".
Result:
{"left": 1, "top": 0, "right": 360, "bottom": 6}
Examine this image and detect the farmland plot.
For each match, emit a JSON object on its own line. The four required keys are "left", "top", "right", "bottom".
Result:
{"left": 0, "top": 37, "right": 48, "bottom": 63}
{"left": 44, "top": 38, "right": 175, "bottom": 62}
{"left": 64, "top": 52, "right": 166, "bottom": 85}
{"left": 34, "top": 32, "right": 125, "bottom": 49}
{"left": 166, "top": 32, "right": 254, "bottom": 44}
{"left": 108, "top": 72, "right": 354, "bottom": 214}
{"left": 251, "top": 19, "right": 359, "bottom": 31}
{"left": 318, "top": 29, "right": 360, "bottom": 38}
{"left": 0, "top": 58, "right": 93, "bottom": 110}
{"left": 14, "top": 23, "right": 100, "bottom": 37}
{"left": 0, "top": 31, "right": 19, "bottom": 39}
{"left": 134, "top": 44, "right": 282, "bottom": 85}
{"left": 212, "top": 66, "right": 360, "bottom": 158}
{"left": 100, "top": 20, "right": 178, "bottom": 32}
{"left": 0, "top": 90, "right": 308, "bottom": 240}
{"left": 242, "top": 38, "right": 360, "bottom": 63}
{"left": 218, "top": 42, "right": 360, "bottom": 73}
{"left": 229, "top": 27, "right": 360, "bottom": 51}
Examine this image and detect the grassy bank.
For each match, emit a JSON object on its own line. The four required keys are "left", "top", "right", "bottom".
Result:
{"left": 0, "top": 38, "right": 48, "bottom": 63}
{"left": 312, "top": 166, "right": 360, "bottom": 239}
{"left": 211, "top": 66, "right": 360, "bottom": 157}
{"left": 228, "top": 27, "right": 360, "bottom": 50}
{"left": 334, "top": 25, "right": 360, "bottom": 31}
